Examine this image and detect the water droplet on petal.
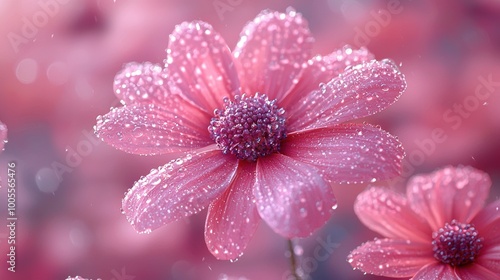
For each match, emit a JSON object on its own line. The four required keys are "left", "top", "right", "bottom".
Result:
{"left": 316, "top": 201, "right": 323, "bottom": 211}
{"left": 151, "top": 177, "right": 162, "bottom": 186}
{"left": 300, "top": 208, "right": 308, "bottom": 217}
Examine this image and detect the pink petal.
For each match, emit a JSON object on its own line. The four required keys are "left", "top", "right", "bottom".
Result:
{"left": 95, "top": 96, "right": 212, "bottom": 155}
{"left": 474, "top": 200, "right": 500, "bottom": 274}
{"left": 113, "top": 62, "right": 171, "bottom": 105}
{"left": 472, "top": 199, "right": 500, "bottom": 244}
{"left": 233, "top": 9, "right": 314, "bottom": 101}
{"left": 455, "top": 264, "right": 500, "bottom": 280}
{"left": 282, "top": 124, "right": 404, "bottom": 184}
{"left": 411, "top": 263, "right": 457, "bottom": 279}
{"left": 0, "top": 121, "right": 6, "bottom": 151}
{"left": 254, "top": 154, "right": 337, "bottom": 238}
{"left": 286, "top": 59, "right": 406, "bottom": 132}
{"left": 477, "top": 244, "right": 500, "bottom": 275}
{"left": 281, "top": 46, "right": 374, "bottom": 108}
{"left": 122, "top": 148, "right": 239, "bottom": 233}
{"left": 205, "top": 161, "right": 260, "bottom": 260}
{"left": 348, "top": 238, "right": 435, "bottom": 278}
{"left": 354, "top": 187, "right": 431, "bottom": 243}
{"left": 166, "top": 21, "right": 241, "bottom": 113}
{"left": 407, "top": 166, "right": 491, "bottom": 231}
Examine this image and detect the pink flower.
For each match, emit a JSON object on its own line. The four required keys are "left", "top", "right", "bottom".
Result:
{"left": 348, "top": 166, "right": 500, "bottom": 279}
{"left": 95, "top": 9, "right": 406, "bottom": 260}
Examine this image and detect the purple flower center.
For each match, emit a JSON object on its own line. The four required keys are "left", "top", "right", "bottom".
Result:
{"left": 208, "top": 93, "right": 286, "bottom": 161}
{"left": 432, "top": 220, "right": 484, "bottom": 266}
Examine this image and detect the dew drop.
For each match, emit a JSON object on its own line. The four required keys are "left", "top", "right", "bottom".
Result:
{"left": 319, "top": 83, "right": 327, "bottom": 93}
{"left": 151, "top": 177, "right": 162, "bottom": 186}
{"left": 316, "top": 201, "right": 323, "bottom": 211}
{"left": 380, "top": 58, "right": 397, "bottom": 68}
{"left": 456, "top": 179, "right": 468, "bottom": 189}
{"left": 299, "top": 208, "right": 308, "bottom": 217}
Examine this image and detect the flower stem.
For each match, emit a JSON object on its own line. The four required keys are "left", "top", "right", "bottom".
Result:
{"left": 287, "top": 239, "right": 301, "bottom": 280}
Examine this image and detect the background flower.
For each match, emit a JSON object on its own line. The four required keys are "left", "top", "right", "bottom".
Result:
{"left": 349, "top": 166, "right": 500, "bottom": 279}
{"left": 0, "top": 0, "right": 499, "bottom": 279}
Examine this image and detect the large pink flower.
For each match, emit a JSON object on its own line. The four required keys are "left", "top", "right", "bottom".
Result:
{"left": 349, "top": 166, "right": 500, "bottom": 279}
{"left": 95, "top": 9, "right": 406, "bottom": 260}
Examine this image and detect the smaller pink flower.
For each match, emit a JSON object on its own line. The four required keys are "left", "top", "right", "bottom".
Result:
{"left": 348, "top": 166, "right": 500, "bottom": 279}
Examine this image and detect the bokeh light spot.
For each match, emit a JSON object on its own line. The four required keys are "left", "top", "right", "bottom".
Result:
{"left": 35, "top": 167, "right": 61, "bottom": 193}
{"left": 46, "top": 61, "right": 69, "bottom": 85}
{"left": 16, "top": 58, "right": 39, "bottom": 84}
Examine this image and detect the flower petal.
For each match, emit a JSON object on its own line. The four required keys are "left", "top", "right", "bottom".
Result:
{"left": 354, "top": 187, "right": 431, "bottom": 243}
{"left": 122, "top": 148, "right": 238, "bottom": 233}
{"left": 166, "top": 21, "right": 241, "bottom": 113}
{"left": 455, "top": 264, "right": 500, "bottom": 280}
{"left": 254, "top": 154, "right": 336, "bottom": 238}
{"left": 286, "top": 59, "right": 406, "bottom": 132}
{"left": 407, "top": 166, "right": 491, "bottom": 231}
{"left": 233, "top": 9, "right": 314, "bottom": 100}
{"left": 95, "top": 97, "right": 212, "bottom": 155}
{"left": 205, "top": 161, "right": 260, "bottom": 260}
{"left": 472, "top": 199, "right": 500, "bottom": 244}
{"left": 282, "top": 124, "right": 404, "bottom": 184}
{"left": 473, "top": 200, "right": 500, "bottom": 275}
{"left": 113, "top": 62, "right": 171, "bottom": 105}
{"left": 477, "top": 244, "right": 500, "bottom": 275}
{"left": 348, "top": 238, "right": 435, "bottom": 278}
{"left": 281, "top": 46, "right": 374, "bottom": 108}
{"left": 411, "top": 262, "right": 457, "bottom": 280}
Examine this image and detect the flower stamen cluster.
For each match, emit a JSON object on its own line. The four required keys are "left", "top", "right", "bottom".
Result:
{"left": 208, "top": 93, "right": 286, "bottom": 161}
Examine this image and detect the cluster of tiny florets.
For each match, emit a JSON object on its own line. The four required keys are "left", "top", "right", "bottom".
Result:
{"left": 432, "top": 220, "right": 484, "bottom": 267}
{"left": 208, "top": 93, "right": 286, "bottom": 161}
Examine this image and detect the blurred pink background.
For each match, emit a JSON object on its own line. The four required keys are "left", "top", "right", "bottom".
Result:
{"left": 0, "top": 0, "right": 499, "bottom": 279}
